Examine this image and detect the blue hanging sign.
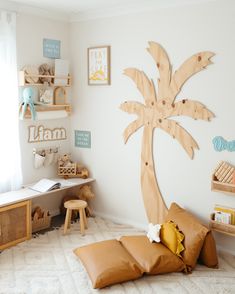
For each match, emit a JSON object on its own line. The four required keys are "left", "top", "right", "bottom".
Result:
{"left": 43, "top": 38, "right": 61, "bottom": 59}
{"left": 75, "top": 130, "right": 91, "bottom": 148}
{"left": 212, "top": 136, "right": 235, "bottom": 152}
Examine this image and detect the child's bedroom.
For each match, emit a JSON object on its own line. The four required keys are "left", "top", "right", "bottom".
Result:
{"left": 0, "top": 0, "right": 234, "bottom": 293}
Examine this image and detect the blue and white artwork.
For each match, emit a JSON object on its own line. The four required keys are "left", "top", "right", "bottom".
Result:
{"left": 212, "top": 136, "right": 235, "bottom": 152}
{"left": 75, "top": 130, "right": 91, "bottom": 148}
{"left": 43, "top": 38, "right": 60, "bottom": 59}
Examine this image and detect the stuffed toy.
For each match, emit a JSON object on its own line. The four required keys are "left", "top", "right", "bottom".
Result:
{"left": 78, "top": 185, "right": 95, "bottom": 217}
{"left": 38, "top": 63, "right": 53, "bottom": 84}
{"left": 147, "top": 223, "right": 161, "bottom": 243}
{"left": 58, "top": 154, "right": 73, "bottom": 167}
{"left": 19, "top": 87, "right": 36, "bottom": 120}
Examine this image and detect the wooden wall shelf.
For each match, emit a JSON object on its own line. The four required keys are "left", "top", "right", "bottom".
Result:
{"left": 209, "top": 219, "right": 235, "bottom": 237}
{"left": 19, "top": 71, "right": 71, "bottom": 87}
{"left": 211, "top": 178, "right": 235, "bottom": 195}
{"left": 21, "top": 104, "right": 71, "bottom": 119}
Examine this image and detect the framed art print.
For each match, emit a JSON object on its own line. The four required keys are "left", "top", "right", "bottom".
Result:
{"left": 88, "top": 46, "right": 110, "bottom": 85}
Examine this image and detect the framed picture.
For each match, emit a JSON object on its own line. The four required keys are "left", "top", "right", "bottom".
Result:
{"left": 39, "top": 88, "right": 53, "bottom": 105}
{"left": 88, "top": 46, "right": 110, "bottom": 85}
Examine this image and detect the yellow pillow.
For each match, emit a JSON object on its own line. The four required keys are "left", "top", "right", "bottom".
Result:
{"left": 160, "top": 221, "right": 185, "bottom": 258}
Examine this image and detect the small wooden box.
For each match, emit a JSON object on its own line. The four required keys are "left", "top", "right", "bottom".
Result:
{"left": 211, "top": 175, "right": 235, "bottom": 195}
{"left": 32, "top": 214, "right": 51, "bottom": 233}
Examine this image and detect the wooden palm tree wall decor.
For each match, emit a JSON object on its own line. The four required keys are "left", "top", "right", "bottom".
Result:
{"left": 120, "top": 41, "right": 215, "bottom": 224}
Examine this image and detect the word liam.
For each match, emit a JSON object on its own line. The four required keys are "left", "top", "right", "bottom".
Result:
{"left": 28, "top": 125, "right": 67, "bottom": 143}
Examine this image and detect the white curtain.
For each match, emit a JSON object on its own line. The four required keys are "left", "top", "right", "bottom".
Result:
{"left": 0, "top": 10, "right": 22, "bottom": 193}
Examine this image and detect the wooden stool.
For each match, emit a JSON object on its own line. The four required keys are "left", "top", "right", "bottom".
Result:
{"left": 63, "top": 200, "right": 88, "bottom": 236}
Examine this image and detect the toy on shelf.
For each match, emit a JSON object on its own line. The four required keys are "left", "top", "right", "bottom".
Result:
{"left": 38, "top": 63, "right": 54, "bottom": 84}
{"left": 211, "top": 161, "right": 235, "bottom": 194}
{"left": 57, "top": 154, "right": 89, "bottom": 179}
{"left": 19, "top": 87, "right": 37, "bottom": 120}
{"left": 31, "top": 206, "right": 51, "bottom": 232}
{"left": 60, "top": 185, "right": 95, "bottom": 217}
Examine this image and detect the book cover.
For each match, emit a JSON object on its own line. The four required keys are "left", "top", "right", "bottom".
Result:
{"left": 214, "top": 204, "right": 235, "bottom": 225}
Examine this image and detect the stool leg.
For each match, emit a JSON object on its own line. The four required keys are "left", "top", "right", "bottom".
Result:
{"left": 64, "top": 208, "right": 71, "bottom": 234}
{"left": 67, "top": 209, "right": 72, "bottom": 229}
{"left": 83, "top": 208, "right": 88, "bottom": 229}
{"left": 79, "top": 209, "right": 85, "bottom": 236}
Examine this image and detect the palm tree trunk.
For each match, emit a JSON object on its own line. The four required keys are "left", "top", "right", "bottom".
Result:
{"left": 141, "top": 125, "right": 168, "bottom": 224}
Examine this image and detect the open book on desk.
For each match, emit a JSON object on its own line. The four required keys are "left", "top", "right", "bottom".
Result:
{"left": 29, "top": 178, "right": 61, "bottom": 193}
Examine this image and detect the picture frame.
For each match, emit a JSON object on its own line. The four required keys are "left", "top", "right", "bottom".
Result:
{"left": 39, "top": 88, "right": 53, "bottom": 105}
{"left": 88, "top": 46, "right": 110, "bottom": 85}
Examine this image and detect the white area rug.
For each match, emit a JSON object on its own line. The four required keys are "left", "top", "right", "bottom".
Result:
{"left": 0, "top": 217, "right": 235, "bottom": 294}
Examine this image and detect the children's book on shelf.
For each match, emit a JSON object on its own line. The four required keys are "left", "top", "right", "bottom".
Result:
{"left": 214, "top": 204, "right": 235, "bottom": 225}
{"left": 29, "top": 178, "right": 61, "bottom": 193}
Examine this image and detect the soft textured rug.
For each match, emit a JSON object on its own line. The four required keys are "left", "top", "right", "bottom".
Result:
{"left": 0, "top": 217, "right": 235, "bottom": 294}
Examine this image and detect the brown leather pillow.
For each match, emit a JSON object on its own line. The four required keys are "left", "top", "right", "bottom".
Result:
{"left": 74, "top": 239, "right": 143, "bottom": 289}
{"left": 165, "top": 202, "right": 209, "bottom": 272}
{"left": 120, "top": 235, "right": 185, "bottom": 274}
{"left": 198, "top": 231, "right": 218, "bottom": 268}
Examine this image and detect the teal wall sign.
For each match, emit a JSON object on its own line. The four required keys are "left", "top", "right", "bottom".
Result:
{"left": 75, "top": 130, "right": 91, "bottom": 148}
{"left": 43, "top": 38, "right": 60, "bottom": 59}
{"left": 212, "top": 136, "right": 235, "bottom": 152}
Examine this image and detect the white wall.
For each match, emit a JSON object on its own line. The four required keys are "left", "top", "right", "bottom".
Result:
{"left": 70, "top": 0, "right": 235, "bottom": 253}
{"left": 17, "top": 13, "right": 71, "bottom": 185}
{"left": 16, "top": 14, "right": 71, "bottom": 212}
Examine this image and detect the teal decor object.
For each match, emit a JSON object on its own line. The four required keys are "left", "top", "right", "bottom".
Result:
{"left": 43, "top": 38, "right": 60, "bottom": 59}
{"left": 20, "top": 87, "right": 37, "bottom": 120}
{"left": 75, "top": 130, "right": 91, "bottom": 148}
{"left": 212, "top": 136, "right": 235, "bottom": 152}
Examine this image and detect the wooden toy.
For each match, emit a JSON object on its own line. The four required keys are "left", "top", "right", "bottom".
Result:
{"left": 120, "top": 41, "right": 214, "bottom": 224}
{"left": 57, "top": 154, "right": 89, "bottom": 179}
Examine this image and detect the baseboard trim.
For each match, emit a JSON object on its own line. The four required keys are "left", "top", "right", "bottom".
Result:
{"left": 93, "top": 210, "right": 147, "bottom": 231}
{"left": 217, "top": 245, "right": 235, "bottom": 256}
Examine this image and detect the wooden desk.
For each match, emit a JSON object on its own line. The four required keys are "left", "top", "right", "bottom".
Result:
{"left": 0, "top": 178, "right": 94, "bottom": 250}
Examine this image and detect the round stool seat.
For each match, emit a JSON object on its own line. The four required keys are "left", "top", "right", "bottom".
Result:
{"left": 63, "top": 199, "right": 88, "bottom": 236}
{"left": 64, "top": 199, "right": 87, "bottom": 210}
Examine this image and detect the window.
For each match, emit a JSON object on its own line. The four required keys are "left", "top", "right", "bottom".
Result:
{"left": 0, "top": 10, "right": 22, "bottom": 192}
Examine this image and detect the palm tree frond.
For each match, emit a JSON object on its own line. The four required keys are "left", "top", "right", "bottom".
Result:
{"left": 168, "top": 51, "right": 214, "bottom": 102}
{"left": 156, "top": 119, "right": 199, "bottom": 159}
{"left": 147, "top": 41, "right": 171, "bottom": 100}
{"left": 123, "top": 119, "right": 144, "bottom": 143}
{"left": 120, "top": 101, "right": 145, "bottom": 116}
{"left": 164, "top": 99, "right": 215, "bottom": 121}
{"left": 123, "top": 68, "right": 157, "bottom": 106}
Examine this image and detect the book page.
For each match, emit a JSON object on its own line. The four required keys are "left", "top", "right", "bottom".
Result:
{"left": 29, "top": 178, "right": 61, "bottom": 193}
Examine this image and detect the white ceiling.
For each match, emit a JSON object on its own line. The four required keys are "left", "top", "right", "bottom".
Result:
{"left": 0, "top": 0, "right": 217, "bottom": 21}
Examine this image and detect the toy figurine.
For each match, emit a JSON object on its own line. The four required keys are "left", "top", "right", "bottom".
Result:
{"left": 19, "top": 87, "right": 36, "bottom": 120}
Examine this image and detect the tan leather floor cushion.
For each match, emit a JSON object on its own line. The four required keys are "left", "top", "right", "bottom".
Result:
{"left": 198, "top": 231, "right": 218, "bottom": 268}
{"left": 74, "top": 239, "right": 143, "bottom": 289}
{"left": 120, "top": 235, "right": 185, "bottom": 274}
{"left": 166, "top": 203, "right": 209, "bottom": 272}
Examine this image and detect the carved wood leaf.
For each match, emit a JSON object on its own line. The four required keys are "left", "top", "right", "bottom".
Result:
{"left": 164, "top": 99, "right": 215, "bottom": 121}
{"left": 168, "top": 51, "right": 214, "bottom": 102}
{"left": 147, "top": 41, "right": 171, "bottom": 101}
{"left": 123, "top": 68, "right": 156, "bottom": 106}
{"left": 157, "top": 119, "right": 199, "bottom": 159}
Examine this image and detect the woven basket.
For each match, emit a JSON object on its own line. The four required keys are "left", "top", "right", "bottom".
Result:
{"left": 32, "top": 214, "right": 51, "bottom": 233}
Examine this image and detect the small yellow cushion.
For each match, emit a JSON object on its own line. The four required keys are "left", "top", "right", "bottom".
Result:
{"left": 160, "top": 221, "right": 185, "bottom": 257}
